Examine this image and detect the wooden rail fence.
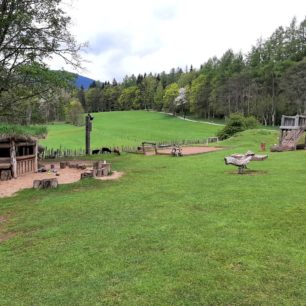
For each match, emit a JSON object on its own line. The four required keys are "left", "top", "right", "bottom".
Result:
{"left": 42, "top": 137, "right": 219, "bottom": 159}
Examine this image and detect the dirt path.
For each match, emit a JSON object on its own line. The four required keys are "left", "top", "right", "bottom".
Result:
{"left": 159, "top": 111, "right": 225, "bottom": 126}
{"left": 0, "top": 162, "right": 123, "bottom": 198}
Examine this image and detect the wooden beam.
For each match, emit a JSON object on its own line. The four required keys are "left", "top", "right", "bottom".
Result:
{"left": 15, "top": 142, "right": 35, "bottom": 147}
{"left": 0, "top": 143, "right": 10, "bottom": 148}
{"left": 16, "top": 154, "right": 35, "bottom": 161}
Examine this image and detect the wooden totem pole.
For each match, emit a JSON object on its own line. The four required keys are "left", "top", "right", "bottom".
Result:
{"left": 85, "top": 113, "right": 94, "bottom": 155}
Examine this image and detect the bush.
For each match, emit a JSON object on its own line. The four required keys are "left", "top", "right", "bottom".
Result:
{"left": 244, "top": 116, "right": 259, "bottom": 129}
{"left": 217, "top": 113, "right": 259, "bottom": 140}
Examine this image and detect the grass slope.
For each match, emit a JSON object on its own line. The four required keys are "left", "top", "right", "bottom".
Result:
{"left": 2, "top": 129, "right": 306, "bottom": 305}
{"left": 41, "top": 111, "right": 221, "bottom": 149}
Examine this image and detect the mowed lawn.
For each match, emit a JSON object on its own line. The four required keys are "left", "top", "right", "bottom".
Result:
{"left": 41, "top": 111, "right": 221, "bottom": 149}
{"left": 1, "top": 129, "right": 306, "bottom": 305}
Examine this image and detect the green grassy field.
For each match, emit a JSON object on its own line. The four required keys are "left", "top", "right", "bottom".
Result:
{"left": 41, "top": 111, "right": 221, "bottom": 149}
{"left": 1, "top": 117, "right": 306, "bottom": 305}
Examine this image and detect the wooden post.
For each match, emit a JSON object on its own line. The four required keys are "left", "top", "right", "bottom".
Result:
{"left": 10, "top": 139, "right": 17, "bottom": 178}
{"left": 85, "top": 115, "right": 91, "bottom": 155}
{"left": 34, "top": 142, "right": 38, "bottom": 172}
{"left": 294, "top": 115, "right": 299, "bottom": 127}
{"left": 280, "top": 115, "right": 285, "bottom": 127}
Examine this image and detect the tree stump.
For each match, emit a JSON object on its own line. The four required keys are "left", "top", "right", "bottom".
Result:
{"left": 0, "top": 170, "right": 12, "bottom": 181}
{"left": 60, "top": 161, "right": 67, "bottom": 169}
{"left": 81, "top": 171, "right": 94, "bottom": 179}
{"left": 33, "top": 178, "right": 58, "bottom": 189}
{"left": 93, "top": 161, "right": 111, "bottom": 177}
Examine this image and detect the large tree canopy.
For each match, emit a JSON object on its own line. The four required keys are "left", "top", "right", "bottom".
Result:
{"left": 0, "top": 0, "right": 85, "bottom": 124}
{"left": 0, "top": 0, "right": 84, "bottom": 92}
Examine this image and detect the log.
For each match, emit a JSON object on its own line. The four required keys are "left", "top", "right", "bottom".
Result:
{"left": 77, "top": 163, "right": 87, "bottom": 170}
{"left": 33, "top": 178, "right": 58, "bottom": 189}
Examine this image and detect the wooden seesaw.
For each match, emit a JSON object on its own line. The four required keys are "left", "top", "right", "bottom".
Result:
{"left": 224, "top": 151, "right": 268, "bottom": 174}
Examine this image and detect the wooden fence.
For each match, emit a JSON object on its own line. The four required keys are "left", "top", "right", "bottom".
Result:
{"left": 42, "top": 137, "right": 219, "bottom": 159}
{"left": 17, "top": 155, "right": 36, "bottom": 175}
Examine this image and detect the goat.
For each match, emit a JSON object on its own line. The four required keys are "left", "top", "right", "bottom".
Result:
{"left": 92, "top": 149, "right": 100, "bottom": 155}
{"left": 113, "top": 147, "right": 121, "bottom": 155}
{"left": 101, "top": 147, "right": 112, "bottom": 154}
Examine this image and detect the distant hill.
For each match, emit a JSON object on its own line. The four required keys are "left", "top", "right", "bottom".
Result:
{"left": 75, "top": 75, "right": 95, "bottom": 90}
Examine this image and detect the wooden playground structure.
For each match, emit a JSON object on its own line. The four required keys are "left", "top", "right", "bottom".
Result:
{"left": 278, "top": 115, "right": 306, "bottom": 150}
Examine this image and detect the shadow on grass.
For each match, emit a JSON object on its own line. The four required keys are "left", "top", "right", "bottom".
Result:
{"left": 226, "top": 169, "right": 268, "bottom": 176}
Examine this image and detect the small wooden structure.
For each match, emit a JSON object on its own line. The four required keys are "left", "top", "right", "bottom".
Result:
{"left": 141, "top": 142, "right": 158, "bottom": 155}
{"left": 171, "top": 145, "right": 183, "bottom": 157}
{"left": 279, "top": 115, "right": 306, "bottom": 150}
{"left": 0, "top": 136, "right": 38, "bottom": 180}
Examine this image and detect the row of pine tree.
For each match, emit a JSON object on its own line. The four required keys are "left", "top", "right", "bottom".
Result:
{"left": 78, "top": 17, "right": 306, "bottom": 125}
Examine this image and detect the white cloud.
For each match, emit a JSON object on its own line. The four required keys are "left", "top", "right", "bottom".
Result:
{"left": 49, "top": 0, "right": 306, "bottom": 81}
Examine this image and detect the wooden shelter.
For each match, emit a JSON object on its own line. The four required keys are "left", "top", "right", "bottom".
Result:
{"left": 0, "top": 135, "right": 38, "bottom": 180}
{"left": 279, "top": 115, "right": 306, "bottom": 150}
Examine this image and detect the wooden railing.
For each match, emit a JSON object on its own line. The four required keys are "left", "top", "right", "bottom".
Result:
{"left": 281, "top": 115, "right": 306, "bottom": 129}
{"left": 16, "top": 154, "right": 35, "bottom": 176}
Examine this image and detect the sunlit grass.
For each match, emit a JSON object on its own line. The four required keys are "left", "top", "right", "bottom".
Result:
{"left": 41, "top": 111, "right": 221, "bottom": 149}
{"left": 2, "top": 127, "right": 306, "bottom": 305}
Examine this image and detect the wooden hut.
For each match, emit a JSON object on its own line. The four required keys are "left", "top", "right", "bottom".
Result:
{"left": 0, "top": 135, "right": 38, "bottom": 181}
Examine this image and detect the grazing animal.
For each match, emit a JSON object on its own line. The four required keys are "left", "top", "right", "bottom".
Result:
{"left": 101, "top": 147, "right": 112, "bottom": 154}
{"left": 113, "top": 148, "right": 121, "bottom": 155}
{"left": 92, "top": 149, "right": 100, "bottom": 155}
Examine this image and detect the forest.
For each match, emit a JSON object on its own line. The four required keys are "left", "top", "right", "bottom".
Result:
{"left": 0, "top": 7, "right": 305, "bottom": 126}
{"left": 79, "top": 17, "right": 306, "bottom": 126}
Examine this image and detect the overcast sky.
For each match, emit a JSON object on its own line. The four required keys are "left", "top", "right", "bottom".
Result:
{"left": 51, "top": 0, "right": 306, "bottom": 82}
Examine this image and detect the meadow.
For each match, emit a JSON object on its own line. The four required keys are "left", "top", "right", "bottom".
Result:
{"left": 1, "top": 113, "right": 306, "bottom": 305}
{"left": 41, "top": 111, "right": 221, "bottom": 149}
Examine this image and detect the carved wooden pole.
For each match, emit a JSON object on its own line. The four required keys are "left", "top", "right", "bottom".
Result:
{"left": 11, "top": 139, "right": 17, "bottom": 178}
{"left": 85, "top": 114, "right": 93, "bottom": 155}
{"left": 34, "top": 141, "right": 38, "bottom": 172}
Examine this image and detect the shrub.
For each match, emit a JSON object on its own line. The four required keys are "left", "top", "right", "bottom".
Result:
{"left": 244, "top": 116, "right": 259, "bottom": 129}
{"left": 217, "top": 113, "right": 259, "bottom": 140}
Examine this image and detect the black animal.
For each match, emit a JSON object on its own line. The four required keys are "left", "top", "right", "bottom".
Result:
{"left": 113, "top": 148, "right": 121, "bottom": 155}
{"left": 92, "top": 149, "right": 100, "bottom": 155}
{"left": 101, "top": 147, "right": 112, "bottom": 154}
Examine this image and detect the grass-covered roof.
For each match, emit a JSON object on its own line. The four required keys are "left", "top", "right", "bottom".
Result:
{"left": 0, "top": 124, "right": 47, "bottom": 141}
